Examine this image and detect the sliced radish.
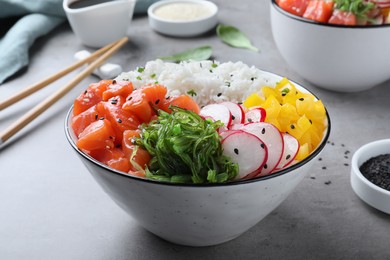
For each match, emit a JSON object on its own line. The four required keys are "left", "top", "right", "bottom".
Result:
{"left": 219, "top": 129, "right": 241, "bottom": 140}
{"left": 200, "top": 104, "right": 232, "bottom": 127}
{"left": 276, "top": 133, "right": 299, "bottom": 170}
{"left": 220, "top": 101, "right": 245, "bottom": 124}
{"left": 229, "top": 123, "right": 244, "bottom": 131}
{"left": 217, "top": 125, "right": 229, "bottom": 134}
{"left": 222, "top": 130, "right": 267, "bottom": 179}
{"left": 241, "top": 122, "right": 284, "bottom": 176}
{"left": 244, "top": 107, "right": 266, "bottom": 123}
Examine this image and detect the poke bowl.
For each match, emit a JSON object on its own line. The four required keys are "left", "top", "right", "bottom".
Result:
{"left": 65, "top": 60, "right": 331, "bottom": 246}
{"left": 270, "top": 0, "right": 390, "bottom": 92}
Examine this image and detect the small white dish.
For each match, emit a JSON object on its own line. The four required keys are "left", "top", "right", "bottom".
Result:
{"left": 351, "top": 139, "right": 390, "bottom": 214}
{"left": 147, "top": 0, "right": 218, "bottom": 37}
{"left": 63, "top": 0, "right": 136, "bottom": 48}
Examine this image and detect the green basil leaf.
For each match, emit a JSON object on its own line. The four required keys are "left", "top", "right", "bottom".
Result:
{"left": 159, "top": 45, "right": 213, "bottom": 62}
{"left": 216, "top": 24, "right": 259, "bottom": 52}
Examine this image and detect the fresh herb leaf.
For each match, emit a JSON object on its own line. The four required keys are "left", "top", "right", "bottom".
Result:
{"left": 137, "top": 67, "right": 145, "bottom": 73}
{"left": 159, "top": 45, "right": 213, "bottom": 62}
{"left": 187, "top": 89, "right": 197, "bottom": 97}
{"left": 216, "top": 24, "right": 259, "bottom": 52}
{"left": 137, "top": 107, "right": 238, "bottom": 184}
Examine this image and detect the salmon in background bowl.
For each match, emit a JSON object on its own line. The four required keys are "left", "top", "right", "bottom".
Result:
{"left": 65, "top": 60, "right": 331, "bottom": 246}
{"left": 270, "top": 0, "right": 390, "bottom": 92}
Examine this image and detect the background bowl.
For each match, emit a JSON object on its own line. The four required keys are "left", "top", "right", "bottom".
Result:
{"left": 270, "top": 0, "right": 390, "bottom": 92}
{"left": 351, "top": 139, "right": 390, "bottom": 214}
{"left": 65, "top": 72, "right": 331, "bottom": 246}
{"left": 147, "top": 0, "right": 218, "bottom": 37}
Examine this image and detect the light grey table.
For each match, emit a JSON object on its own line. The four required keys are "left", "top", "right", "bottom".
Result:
{"left": 1, "top": 1, "right": 389, "bottom": 259}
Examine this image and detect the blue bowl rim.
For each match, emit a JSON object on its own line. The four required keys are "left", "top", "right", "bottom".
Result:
{"left": 64, "top": 73, "right": 331, "bottom": 188}
{"left": 271, "top": 0, "right": 390, "bottom": 29}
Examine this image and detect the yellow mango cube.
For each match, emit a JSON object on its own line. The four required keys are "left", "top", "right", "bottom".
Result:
{"left": 243, "top": 93, "right": 264, "bottom": 108}
{"left": 295, "top": 143, "right": 309, "bottom": 161}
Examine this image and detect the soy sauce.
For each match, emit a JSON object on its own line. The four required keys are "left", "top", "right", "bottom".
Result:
{"left": 68, "top": 0, "right": 117, "bottom": 9}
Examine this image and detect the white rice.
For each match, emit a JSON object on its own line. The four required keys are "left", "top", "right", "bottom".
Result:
{"left": 116, "top": 60, "right": 279, "bottom": 107}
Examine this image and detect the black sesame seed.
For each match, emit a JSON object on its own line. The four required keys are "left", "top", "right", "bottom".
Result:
{"left": 290, "top": 124, "right": 295, "bottom": 129}
{"left": 234, "top": 148, "right": 239, "bottom": 155}
{"left": 360, "top": 154, "right": 390, "bottom": 191}
{"left": 166, "top": 96, "right": 170, "bottom": 99}
{"left": 232, "top": 115, "right": 235, "bottom": 120}
{"left": 111, "top": 99, "right": 118, "bottom": 105}
{"left": 299, "top": 98, "right": 304, "bottom": 101}
{"left": 261, "top": 128, "right": 265, "bottom": 134}
{"left": 324, "top": 180, "right": 331, "bottom": 185}
{"left": 99, "top": 117, "right": 105, "bottom": 120}
{"left": 261, "top": 143, "right": 265, "bottom": 149}
{"left": 217, "top": 93, "right": 222, "bottom": 97}
{"left": 127, "top": 96, "right": 133, "bottom": 101}
{"left": 344, "top": 163, "right": 349, "bottom": 166}
{"left": 84, "top": 90, "right": 88, "bottom": 94}
{"left": 117, "top": 119, "right": 122, "bottom": 123}
{"left": 248, "top": 118, "right": 253, "bottom": 123}
{"left": 286, "top": 154, "right": 291, "bottom": 160}
{"left": 264, "top": 164, "right": 268, "bottom": 169}
{"left": 155, "top": 99, "right": 160, "bottom": 105}
{"left": 322, "top": 166, "right": 327, "bottom": 170}
{"left": 95, "top": 114, "right": 98, "bottom": 120}
{"left": 112, "top": 80, "right": 117, "bottom": 84}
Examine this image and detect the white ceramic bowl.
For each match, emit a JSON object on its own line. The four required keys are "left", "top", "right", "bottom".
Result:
{"left": 65, "top": 73, "right": 331, "bottom": 246}
{"left": 63, "top": 0, "right": 136, "bottom": 48}
{"left": 351, "top": 139, "right": 390, "bottom": 214}
{"left": 270, "top": 0, "right": 390, "bottom": 92}
{"left": 147, "top": 0, "right": 218, "bottom": 37}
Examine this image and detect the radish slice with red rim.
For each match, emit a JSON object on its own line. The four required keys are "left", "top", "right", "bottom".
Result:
{"left": 278, "top": 133, "right": 299, "bottom": 169}
{"left": 200, "top": 104, "right": 232, "bottom": 127}
{"left": 240, "top": 122, "right": 284, "bottom": 176}
{"left": 222, "top": 130, "right": 267, "bottom": 180}
{"left": 244, "top": 107, "right": 266, "bottom": 123}
{"left": 220, "top": 101, "right": 245, "bottom": 124}
{"left": 219, "top": 129, "right": 241, "bottom": 140}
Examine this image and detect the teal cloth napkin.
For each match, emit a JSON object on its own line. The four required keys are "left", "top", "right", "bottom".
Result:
{"left": 0, "top": 0, "right": 65, "bottom": 84}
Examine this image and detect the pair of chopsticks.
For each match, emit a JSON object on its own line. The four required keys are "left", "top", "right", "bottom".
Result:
{"left": 0, "top": 37, "right": 128, "bottom": 146}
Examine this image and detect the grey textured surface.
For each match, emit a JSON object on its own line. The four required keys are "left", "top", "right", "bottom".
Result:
{"left": 1, "top": 0, "right": 390, "bottom": 259}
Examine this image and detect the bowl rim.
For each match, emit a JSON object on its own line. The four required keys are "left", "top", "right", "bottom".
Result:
{"left": 65, "top": 70, "right": 331, "bottom": 187}
{"left": 351, "top": 139, "right": 390, "bottom": 195}
{"left": 147, "top": 0, "right": 218, "bottom": 24}
{"left": 271, "top": 0, "right": 390, "bottom": 29}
